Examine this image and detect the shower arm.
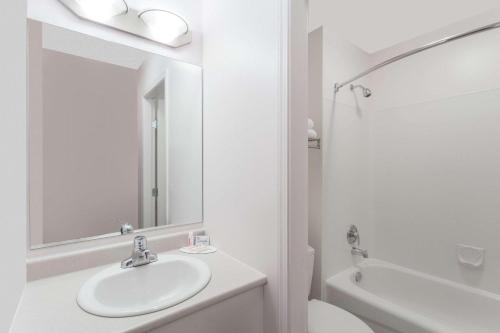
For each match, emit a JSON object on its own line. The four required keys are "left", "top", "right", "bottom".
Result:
{"left": 334, "top": 20, "right": 500, "bottom": 93}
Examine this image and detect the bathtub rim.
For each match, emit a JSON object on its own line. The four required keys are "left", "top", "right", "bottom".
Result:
{"left": 349, "top": 259, "right": 500, "bottom": 301}
{"left": 326, "top": 259, "right": 500, "bottom": 333}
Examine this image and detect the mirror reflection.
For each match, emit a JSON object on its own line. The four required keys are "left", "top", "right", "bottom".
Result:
{"left": 28, "top": 19, "right": 203, "bottom": 248}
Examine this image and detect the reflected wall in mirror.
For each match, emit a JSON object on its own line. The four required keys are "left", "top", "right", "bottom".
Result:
{"left": 28, "top": 19, "right": 203, "bottom": 248}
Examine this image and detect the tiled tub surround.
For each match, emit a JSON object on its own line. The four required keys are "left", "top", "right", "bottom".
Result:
{"left": 13, "top": 250, "right": 266, "bottom": 333}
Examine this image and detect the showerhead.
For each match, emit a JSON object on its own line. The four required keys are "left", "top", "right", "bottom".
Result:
{"left": 363, "top": 88, "right": 372, "bottom": 98}
{"left": 350, "top": 84, "right": 372, "bottom": 98}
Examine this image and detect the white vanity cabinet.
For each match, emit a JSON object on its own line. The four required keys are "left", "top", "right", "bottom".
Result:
{"left": 147, "top": 288, "right": 263, "bottom": 333}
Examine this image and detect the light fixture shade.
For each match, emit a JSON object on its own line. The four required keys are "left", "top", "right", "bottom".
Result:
{"left": 74, "top": 0, "right": 128, "bottom": 20}
{"left": 58, "top": 0, "right": 192, "bottom": 47}
{"left": 139, "top": 10, "right": 189, "bottom": 44}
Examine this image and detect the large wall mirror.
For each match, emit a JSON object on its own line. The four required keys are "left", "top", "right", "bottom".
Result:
{"left": 28, "top": 19, "right": 203, "bottom": 249}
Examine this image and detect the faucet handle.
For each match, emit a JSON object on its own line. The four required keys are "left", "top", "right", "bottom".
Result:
{"left": 134, "top": 235, "right": 147, "bottom": 251}
{"left": 120, "top": 223, "right": 134, "bottom": 235}
{"left": 147, "top": 251, "right": 158, "bottom": 263}
{"left": 121, "top": 235, "right": 158, "bottom": 269}
{"left": 347, "top": 225, "right": 360, "bottom": 247}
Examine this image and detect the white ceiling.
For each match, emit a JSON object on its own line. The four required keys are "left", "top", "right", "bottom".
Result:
{"left": 309, "top": 0, "right": 500, "bottom": 53}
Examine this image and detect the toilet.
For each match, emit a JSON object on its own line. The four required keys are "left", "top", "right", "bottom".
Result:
{"left": 307, "top": 246, "right": 373, "bottom": 333}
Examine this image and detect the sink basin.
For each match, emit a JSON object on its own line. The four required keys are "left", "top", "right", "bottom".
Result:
{"left": 77, "top": 254, "right": 211, "bottom": 317}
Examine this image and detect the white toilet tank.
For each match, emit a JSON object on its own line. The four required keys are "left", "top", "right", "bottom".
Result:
{"left": 306, "top": 246, "right": 374, "bottom": 333}
{"left": 307, "top": 246, "right": 315, "bottom": 296}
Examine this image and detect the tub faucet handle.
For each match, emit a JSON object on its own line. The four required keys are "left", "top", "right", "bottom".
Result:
{"left": 348, "top": 225, "right": 368, "bottom": 259}
{"left": 347, "top": 225, "right": 360, "bottom": 247}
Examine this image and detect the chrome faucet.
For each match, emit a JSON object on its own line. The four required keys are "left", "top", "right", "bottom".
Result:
{"left": 347, "top": 225, "right": 369, "bottom": 259}
{"left": 121, "top": 235, "right": 158, "bottom": 269}
{"left": 351, "top": 247, "right": 369, "bottom": 258}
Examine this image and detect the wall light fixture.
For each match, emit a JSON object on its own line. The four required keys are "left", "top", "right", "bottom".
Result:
{"left": 58, "top": 0, "right": 192, "bottom": 48}
{"left": 139, "top": 10, "right": 189, "bottom": 45}
{"left": 73, "top": 0, "right": 128, "bottom": 21}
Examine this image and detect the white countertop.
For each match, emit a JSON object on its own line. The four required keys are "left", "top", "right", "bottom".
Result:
{"left": 12, "top": 250, "right": 266, "bottom": 333}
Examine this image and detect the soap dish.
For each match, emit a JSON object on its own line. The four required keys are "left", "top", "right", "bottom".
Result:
{"left": 180, "top": 245, "right": 217, "bottom": 254}
{"left": 457, "top": 244, "right": 485, "bottom": 268}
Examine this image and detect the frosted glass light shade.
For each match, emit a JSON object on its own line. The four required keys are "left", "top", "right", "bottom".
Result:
{"left": 139, "top": 10, "right": 189, "bottom": 43}
{"left": 58, "top": 0, "right": 192, "bottom": 47}
{"left": 74, "top": 0, "right": 128, "bottom": 20}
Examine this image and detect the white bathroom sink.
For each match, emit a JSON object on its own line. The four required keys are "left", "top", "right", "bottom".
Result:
{"left": 77, "top": 254, "right": 211, "bottom": 317}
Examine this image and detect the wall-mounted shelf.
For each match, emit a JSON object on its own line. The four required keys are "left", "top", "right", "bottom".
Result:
{"left": 308, "top": 138, "right": 320, "bottom": 149}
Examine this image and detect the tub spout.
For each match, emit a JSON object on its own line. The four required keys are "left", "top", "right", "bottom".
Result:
{"left": 351, "top": 247, "right": 368, "bottom": 259}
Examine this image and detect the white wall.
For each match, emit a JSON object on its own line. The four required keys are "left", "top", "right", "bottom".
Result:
{"left": 318, "top": 29, "right": 373, "bottom": 293}
{"left": 164, "top": 62, "right": 203, "bottom": 225}
{"left": 38, "top": 49, "right": 139, "bottom": 244}
{"left": 28, "top": 20, "right": 44, "bottom": 246}
{"left": 28, "top": 0, "right": 203, "bottom": 65}
{"left": 307, "top": 28, "right": 323, "bottom": 300}
{"left": 137, "top": 56, "right": 202, "bottom": 228}
{"left": 308, "top": 0, "right": 500, "bottom": 54}
{"left": 368, "top": 13, "right": 500, "bottom": 293}
{"left": 308, "top": 9, "right": 375, "bottom": 298}
{"left": 202, "top": 0, "right": 294, "bottom": 332}
{"left": 288, "top": 0, "right": 310, "bottom": 331}
{"left": 0, "top": 0, "right": 27, "bottom": 330}
{"left": 307, "top": 9, "right": 375, "bottom": 295}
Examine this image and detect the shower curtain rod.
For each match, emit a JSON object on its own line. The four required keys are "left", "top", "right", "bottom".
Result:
{"left": 334, "top": 20, "right": 500, "bottom": 93}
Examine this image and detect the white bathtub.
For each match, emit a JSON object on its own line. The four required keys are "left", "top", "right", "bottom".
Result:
{"left": 326, "top": 259, "right": 500, "bottom": 333}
